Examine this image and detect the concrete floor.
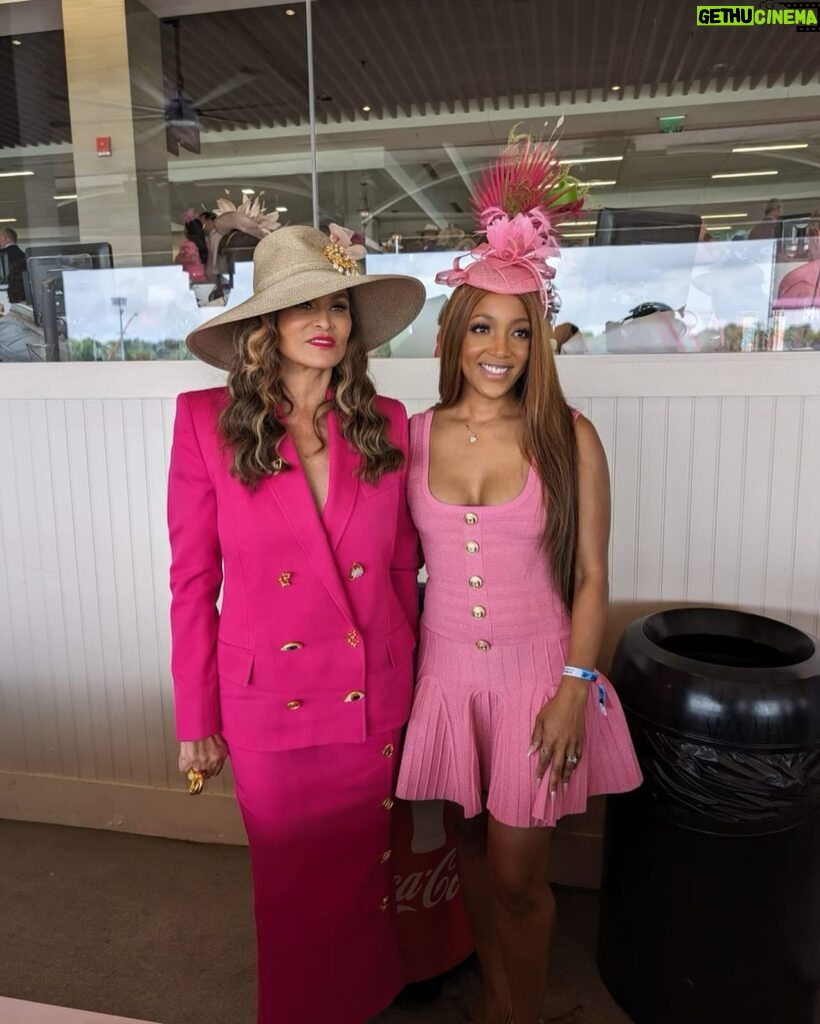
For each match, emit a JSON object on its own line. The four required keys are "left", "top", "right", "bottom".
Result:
{"left": 0, "top": 819, "right": 632, "bottom": 1024}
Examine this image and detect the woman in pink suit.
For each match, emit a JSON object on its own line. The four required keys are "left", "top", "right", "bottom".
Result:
{"left": 168, "top": 224, "right": 425, "bottom": 1024}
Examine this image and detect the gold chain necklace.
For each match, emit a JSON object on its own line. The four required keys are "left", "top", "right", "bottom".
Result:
{"left": 465, "top": 422, "right": 478, "bottom": 444}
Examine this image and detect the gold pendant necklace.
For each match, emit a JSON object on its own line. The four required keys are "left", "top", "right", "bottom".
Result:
{"left": 466, "top": 422, "right": 478, "bottom": 444}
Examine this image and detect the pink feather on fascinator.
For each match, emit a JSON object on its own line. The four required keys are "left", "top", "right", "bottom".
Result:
{"left": 435, "top": 125, "right": 586, "bottom": 308}
{"left": 328, "top": 223, "right": 367, "bottom": 261}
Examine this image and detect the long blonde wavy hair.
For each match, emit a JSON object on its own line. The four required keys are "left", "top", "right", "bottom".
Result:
{"left": 437, "top": 285, "right": 578, "bottom": 609}
{"left": 218, "top": 300, "right": 403, "bottom": 487}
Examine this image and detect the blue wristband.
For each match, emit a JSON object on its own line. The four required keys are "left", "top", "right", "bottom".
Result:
{"left": 563, "top": 665, "right": 599, "bottom": 682}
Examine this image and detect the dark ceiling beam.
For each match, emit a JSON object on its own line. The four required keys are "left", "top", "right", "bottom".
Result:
{"left": 440, "top": 0, "right": 479, "bottom": 114}
{"left": 634, "top": 0, "right": 665, "bottom": 101}
{"left": 602, "top": 0, "right": 622, "bottom": 102}
{"left": 651, "top": 1, "right": 687, "bottom": 98}
{"left": 619, "top": 0, "right": 649, "bottom": 101}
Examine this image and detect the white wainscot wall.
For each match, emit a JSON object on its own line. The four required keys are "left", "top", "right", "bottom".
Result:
{"left": 1, "top": 355, "right": 819, "bottom": 886}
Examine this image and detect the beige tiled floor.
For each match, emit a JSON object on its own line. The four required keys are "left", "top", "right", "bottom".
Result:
{"left": 0, "top": 819, "right": 631, "bottom": 1024}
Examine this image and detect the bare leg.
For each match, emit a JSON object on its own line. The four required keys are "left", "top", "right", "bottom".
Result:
{"left": 487, "top": 817, "right": 556, "bottom": 1024}
{"left": 448, "top": 802, "right": 510, "bottom": 1024}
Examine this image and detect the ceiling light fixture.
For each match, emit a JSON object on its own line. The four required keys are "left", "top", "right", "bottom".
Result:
{"left": 0, "top": 170, "right": 33, "bottom": 178}
{"left": 276, "top": 206, "right": 288, "bottom": 213}
{"left": 711, "top": 170, "right": 778, "bottom": 179}
{"left": 241, "top": 188, "right": 255, "bottom": 195}
{"left": 731, "top": 143, "right": 808, "bottom": 153}
{"left": 610, "top": 85, "right": 621, "bottom": 91}
{"left": 11, "top": 39, "right": 22, "bottom": 46}
{"left": 576, "top": 179, "right": 617, "bottom": 187}
{"left": 0, "top": 218, "right": 18, "bottom": 224}
{"left": 558, "top": 155, "right": 623, "bottom": 165}
{"left": 284, "top": 7, "right": 296, "bottom": 14}
{"left": 562, "top": 231, "right": 596, "bottom": 238}
{"left": 560, "top": 220, "right": 599, "bottom": 227}
{"left": 362, "top": 105, "right": 371, "bottom": 112}
{"left": 53, "top": 193, "right": 78, "bottom": 200}
{"left": 701, "top": 212, "right": 748, "bottom": 219}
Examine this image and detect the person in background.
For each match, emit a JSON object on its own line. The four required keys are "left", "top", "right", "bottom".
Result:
{"left": 174, "top": 209, "right": 208, "bottom": 283}
{"left": 0, "top": 227, "right": 27, "bottom": 304}
{"left": 774, "top": 208, "right": 820, "bottom": 311}
{"left": 168, "top": 224, "right": 425, "bottom": 1024}
{"left": 396, "top": 134, "right": 641, "bottom": 1024}
{"left": 748, "top": 198, "right": 784, "bottom": 241}
{"left": 198, "top": 210, "right": 217, "bottom": 236}
{"left": 420, "top": 222, "right": 441, "bottom": 251}
{"left": 553, "top": 321, "right": 584, "bottom": 354}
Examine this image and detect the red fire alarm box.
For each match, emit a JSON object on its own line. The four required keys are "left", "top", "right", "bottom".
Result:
{"left": 96, "top": 136, "right": 112, "bottom": 157}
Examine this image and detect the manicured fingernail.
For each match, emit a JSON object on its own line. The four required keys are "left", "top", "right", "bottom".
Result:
{"left": 527, "top": 743, "right": 537, "bottom": 758}
{"left": 550, "top": 788, "right": 556, "bottom": 799}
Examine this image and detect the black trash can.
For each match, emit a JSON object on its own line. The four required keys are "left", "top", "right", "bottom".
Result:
{"left": 598, "top": 607, "right": 820, "bottom": 1024}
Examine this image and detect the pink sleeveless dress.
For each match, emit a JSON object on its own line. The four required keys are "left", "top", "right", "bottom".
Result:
{"left": 396, "top": 408, "right": 642, "bottom": 828}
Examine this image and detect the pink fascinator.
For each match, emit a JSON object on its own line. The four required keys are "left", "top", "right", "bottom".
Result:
{"left": 435, "top": 126, "right": 586, "bottom": 309}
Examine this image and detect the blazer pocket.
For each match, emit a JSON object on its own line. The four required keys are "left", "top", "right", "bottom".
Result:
{"left": 217, "top": 639, "right": 254, "bottom": 686}
{"left": 386, "top": 621, "right": 417, "bottom": 669}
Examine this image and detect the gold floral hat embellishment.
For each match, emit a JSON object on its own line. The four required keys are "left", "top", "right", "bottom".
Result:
{"left": 323, "top": 223, "right": 367, "bottom": 276}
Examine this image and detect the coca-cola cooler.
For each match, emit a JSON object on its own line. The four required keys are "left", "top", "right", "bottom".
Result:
{"left": 392, "top": 798, "right": 474, "bottom": 983}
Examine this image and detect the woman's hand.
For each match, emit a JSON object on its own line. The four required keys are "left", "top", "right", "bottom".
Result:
{"left": 529, "top": 679, "right": 588, "bottom": 795}
{"left": 179, "top": 734, "right": 228, "bottom": 779}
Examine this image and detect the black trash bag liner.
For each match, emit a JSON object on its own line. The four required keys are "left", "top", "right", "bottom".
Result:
{"left": 633, "top": 727, "right": 820, "bottom": 834}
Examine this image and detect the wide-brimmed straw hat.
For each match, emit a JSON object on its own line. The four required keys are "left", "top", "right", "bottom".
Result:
{"left": 186, "top": 224, "right": 426, "bottom": 369}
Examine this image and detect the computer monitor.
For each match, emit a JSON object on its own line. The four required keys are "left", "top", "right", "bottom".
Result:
{"left": 594, "top": 209, "right": 703, "bottom": 246}
{"left": 23, "top": 241, "right": 113, "bottom": 270}
{"left": 24, "top": 253, "right": 93, "bottom": 327}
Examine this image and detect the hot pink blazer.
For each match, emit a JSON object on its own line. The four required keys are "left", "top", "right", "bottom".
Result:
{"left": 167, "top": 387, "right": 419, "bottom": 752}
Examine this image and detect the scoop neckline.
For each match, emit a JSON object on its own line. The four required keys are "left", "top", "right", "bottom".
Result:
{"left": 421, "top": 407, "right": 537, "bottom": 511}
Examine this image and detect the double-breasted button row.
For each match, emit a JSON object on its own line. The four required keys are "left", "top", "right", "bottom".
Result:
{"left": 279, "top": 563, "right": 366, "bottom": 587}
{"left": 284, "top": 690, "right": 365, "bottom": 709}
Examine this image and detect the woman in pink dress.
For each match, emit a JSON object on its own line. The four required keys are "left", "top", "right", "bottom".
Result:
{"left": 168, "top": 225, "right": 425, "bottom": 1024}
{"left": 396, "top": 135, "right": 642, "bottom": 1024}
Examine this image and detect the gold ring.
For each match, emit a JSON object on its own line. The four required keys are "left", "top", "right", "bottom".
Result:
{"left": 186, "top": 768, "right": 205, "bottom": 796}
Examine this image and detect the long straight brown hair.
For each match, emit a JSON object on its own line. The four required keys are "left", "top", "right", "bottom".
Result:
{"left": 437, "top": 285, "right": 578, "bottom": 608}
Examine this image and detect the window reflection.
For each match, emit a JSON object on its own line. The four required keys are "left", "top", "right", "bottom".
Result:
{"left": 1, "top": 0, "right": 819, "bottom": 360}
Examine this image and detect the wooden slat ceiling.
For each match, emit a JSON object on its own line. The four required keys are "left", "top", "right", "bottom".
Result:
{"left": 2, "top": 0, "right": 820, "bottom": 148}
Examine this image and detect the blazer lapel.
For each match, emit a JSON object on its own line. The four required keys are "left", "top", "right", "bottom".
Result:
{"left": 323, "top": 409, "right": 361, "bottom": 553}
{"left": 264, "top": 429, "right": 354, "bottom": 623}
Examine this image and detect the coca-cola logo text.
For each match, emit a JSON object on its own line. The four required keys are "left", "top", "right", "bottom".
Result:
{"left": 394, "top": 847, "right": 461, "bottom": 913}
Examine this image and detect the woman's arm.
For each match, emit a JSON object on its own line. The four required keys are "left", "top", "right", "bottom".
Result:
{"left": 562, "top": 415, "right": 611, "bottom": 692}
{"left": 167, "top": 392, "right": 224, "bottom": 742}
{"left": 531, "top": 414, "right": 612, "bottom": 793}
